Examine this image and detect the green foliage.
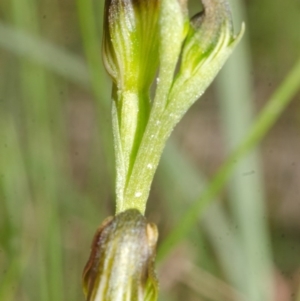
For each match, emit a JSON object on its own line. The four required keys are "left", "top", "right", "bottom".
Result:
{"left": 0, "top": 0, "right": 300, "bottom": 301}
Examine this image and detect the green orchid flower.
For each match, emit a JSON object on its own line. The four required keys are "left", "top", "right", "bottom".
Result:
{"left": 83, "top": 0, "right": 244, "bottom": 300}
{"left": 102, "top": 0, "right": 243, "bottom": 214}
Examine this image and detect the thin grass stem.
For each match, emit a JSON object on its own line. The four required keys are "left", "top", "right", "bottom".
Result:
{"left": 158, "top": 55, "right": 300, "bottom": 261}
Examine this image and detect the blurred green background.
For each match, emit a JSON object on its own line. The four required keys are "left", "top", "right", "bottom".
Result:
{"left": 0, "top": 0, "right": 300, "bottom": 300}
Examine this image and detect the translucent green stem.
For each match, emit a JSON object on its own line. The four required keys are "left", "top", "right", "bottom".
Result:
{"left": 121, "top": 105, "right": 181, "bottom": 213}
{"left": 114, "top": 89, "right": 150, "bottom": 213}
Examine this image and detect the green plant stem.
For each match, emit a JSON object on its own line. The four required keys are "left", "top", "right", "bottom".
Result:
{"left": 118, "top": 91, "right": 140, "bottom": 175}
{"left": 157, "top": 55, "right": 300, "bottom": 261}
{"left": 121, "top": 112, "right": 170, "bottom": 213}
{"left": 114, "top": 89, "right": 151, "bottom": 213}
{"left": 122, "top": 105, "right": 184, "bottom": 213}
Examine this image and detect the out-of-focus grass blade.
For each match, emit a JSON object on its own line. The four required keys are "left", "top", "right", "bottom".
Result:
{"left": 0, "top": 22, "right": 90, "bottom": 87}
{"left": 76, "top": 0, "right": 114, "bottom": 196}
{"left": 179, "top": 262, "right": 249, "bottom": 301}
{"left": 158, "top": 143, "right": 245, "bottom": 289}
{"left": 9, "top": 0, "right": 65, "bottom": 299}
{"left": 0, "top": 115, "right": 31, "bottom": 300}
{"left": 215, "top": 0, "right": 273, "bottom": 300}
{"left": 76, "top": 0, "right": 110, "bottom": 105}
{"left": 297, "top": 285, "right": 300, "bottom": 301}
{"left": 158, "top": 54, "right": 300, "bottom": 263}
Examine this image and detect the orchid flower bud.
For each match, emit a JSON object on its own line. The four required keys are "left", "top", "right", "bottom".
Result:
{"left": 103, "top": 0, "right": 162, "bottom": 209}
{"left": 83, "top": 209, "right": 158, "bottom": 301}
{"left": 103, "top": 0, "right": 160, "bottom": 91}
{"left": 168, "top": 0, "right": 244, "bottom": 117}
